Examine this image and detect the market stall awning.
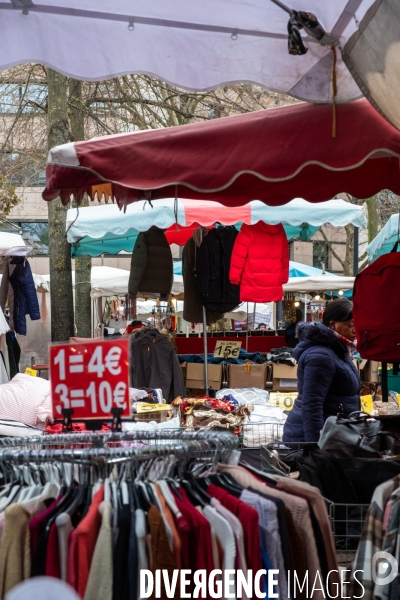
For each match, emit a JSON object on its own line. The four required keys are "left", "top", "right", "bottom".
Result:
{"left": 343, "top": 1, "right": 400, "bottom": 131}
{"left": 2, "top": 1, "right": 377, "bottom": 104}
{"left": 284, "top": 275, "right": 354, "bottom": 292}
{"left": 45, "top": 99, "right": 400, "bottom": 207}
{"left": 41, "top": 267, "right": 183, "bottom": 299}
{"left": 288, "top": 261, "right": 336, "bottom": 278}
{"left": 367, "top": 213, "right": 400, "bottom": 263}
{"left": 66, "top": 198, "right": 366, "bottom": 257}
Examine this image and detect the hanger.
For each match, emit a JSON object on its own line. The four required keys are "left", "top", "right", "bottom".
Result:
{"left": 179, "top": 478, "right": 206, "bottom": 508}
{"left": 208, "top": 472, "right": 243, "bottom": 498}
{"left": 185, "top": 473, "right": 211, "bottom": 504}
{"left": 165, "top": 477, "right": 183, "bottom": 500}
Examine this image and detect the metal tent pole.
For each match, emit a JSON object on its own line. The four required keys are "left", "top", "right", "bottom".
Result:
{"left": 202, "top": 306, "right": 209, "bottom": 393}
{"left": 200, "top": 227, "right": 209, "bottom": 393}
{"left": 353, "top": 226, "right": 359, "bottom": 276}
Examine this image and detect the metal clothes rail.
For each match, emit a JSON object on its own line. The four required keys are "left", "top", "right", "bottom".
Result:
{"left": 0, "top": 429, "right": 238, "bottom": 472}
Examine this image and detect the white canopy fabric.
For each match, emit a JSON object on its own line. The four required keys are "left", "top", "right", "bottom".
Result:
{"left": 367, "top": 213, "right": 400, "bottom": 263}
{"left": 2, "top": 1, "right": 377, "bottom": 103}
{"left": 284, "top": 275, "right": 354, "bottom": 292}
{"left": 40, "top": 269, "right": 352, "bottom": 299}
{"left": 343, "top": 0, "right": 400, "bottom": 130}
{"left": 41, "top": 267, "right": 184, "bottom": 299}
{"left": 0, "top": 232, "right": 30, "bottom": 257}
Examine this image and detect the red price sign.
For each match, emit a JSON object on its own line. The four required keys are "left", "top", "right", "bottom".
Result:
{"left": 50, "top": 339, "right": 130, "bottom": 420}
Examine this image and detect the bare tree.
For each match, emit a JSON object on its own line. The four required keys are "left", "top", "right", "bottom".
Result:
{"left": 0, "top": 65, "right": 302, "bottom": 339}
{"left": 69, "top": 79, "right": 91, "bottom": 338}
{"left": 47, "top": 69, "right": 74, "bottom": 342}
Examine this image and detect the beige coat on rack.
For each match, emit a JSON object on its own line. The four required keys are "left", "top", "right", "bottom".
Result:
{"left": 0, "top": 503, "right": 31, "bottom": 597}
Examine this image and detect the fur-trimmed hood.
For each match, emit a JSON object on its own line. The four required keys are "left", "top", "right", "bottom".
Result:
{"left": 294, "top": 322, "right": 346, "bottom": 361}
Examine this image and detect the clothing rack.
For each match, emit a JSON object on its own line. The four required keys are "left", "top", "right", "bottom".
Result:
{"left": 0, "top": 430, "right": 238, "bottom": 475}
{"left": 0, "top": 427, "right": 343, "bottom": 600}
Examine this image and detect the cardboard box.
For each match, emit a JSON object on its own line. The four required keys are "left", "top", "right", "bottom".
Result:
{"left": 229, "top": 364, "right": 267, "bottom": 389}
{"left": 186, "top": 363, "right": 222, "bottom": 391}
{"left": 360, "top": 360, "right": 380, "bottom": 383}
{"left": 272, "top": 363, "right": 298, "bottom": 391}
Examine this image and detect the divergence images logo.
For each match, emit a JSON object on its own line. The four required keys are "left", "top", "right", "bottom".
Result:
{"left": 372, "top": 552, "right": 398, "bottom": 586}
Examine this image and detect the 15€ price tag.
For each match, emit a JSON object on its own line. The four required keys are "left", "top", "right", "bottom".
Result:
{"left": 214, "top": 340, "right": 242, "bottom": 359}
{"left": 50, "top": 339, "right": 130, "bottom": 420}
{"left": 269, "top": 392, "right": 297, "bottom": 411}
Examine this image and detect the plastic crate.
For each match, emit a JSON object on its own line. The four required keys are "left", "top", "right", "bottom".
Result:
{"left": 134, "top": 411, "right": 172, "bottom": 424}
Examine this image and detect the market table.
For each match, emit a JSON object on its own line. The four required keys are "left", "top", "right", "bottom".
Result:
{"left": 174, "top": 335, "right": 286, "bottom": 355}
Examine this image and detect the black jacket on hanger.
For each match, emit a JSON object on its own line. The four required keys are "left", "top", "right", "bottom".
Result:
{"left": 182, "top": 238, "right": 224, "bottom": 325}
{"left": 195, "top": 226, "right": 240, "bottom": 313}
{"left": 129, "top": 331, "right": 186, "bottom": 402}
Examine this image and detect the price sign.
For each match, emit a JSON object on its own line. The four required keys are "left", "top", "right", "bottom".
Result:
{"left": 50, "top": 339, "right": 130, "bottom": 420}
{"left": 137, "top": 403, "right": 171, "bottom": 413}
{"left": 269, "top": 392, "right": 297, "bottom": 411}
{"left": 214, "top": 340, "right": 242, "bottom": 359}
{"left": 360, "top": 394, "right": 374, "bottom": 414}
{"left": 24, "top": 367, "right": 37, "bottom": 377}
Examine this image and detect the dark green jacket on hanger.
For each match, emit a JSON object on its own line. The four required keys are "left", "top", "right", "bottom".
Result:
{"left": 128, "top": 227, "right": 173, "bottom": 300}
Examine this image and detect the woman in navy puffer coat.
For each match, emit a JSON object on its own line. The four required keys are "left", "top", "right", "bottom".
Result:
{"left": 283, "top": 299, "right": 360, "bottom": 443}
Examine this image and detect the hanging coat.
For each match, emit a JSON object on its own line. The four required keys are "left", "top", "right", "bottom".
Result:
{"left": 196, "top": 226, "right": 240, "bottom": 313}
{"left": 182, "top": 238, "right": 224, "bottom": 325}
{"left": 128, "top": 227, "right": 173, "bottom": 300}
{"left": 9, "top": 257, "right": 40, "bottom": 336}
{"left": 129, "top": 331, "right": 186, "bottom": 402}
{"left": 229, "top": 222, "right": 289, "bottom": 302}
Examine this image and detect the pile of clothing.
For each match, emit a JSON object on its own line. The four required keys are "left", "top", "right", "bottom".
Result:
{"left": 173, "top": 396, "right": 249, "bottom": 434}
{"left": 178, "top": 349, "right": 269, "bottom": 365}
{"left": 130, "top": 387, "right": 165, "bottom": 415}
{"left": 0, "top": 373, "right": 52, "bottom": 432}
{"left": 267, "top": 347, "right": 296, "bottom": 366}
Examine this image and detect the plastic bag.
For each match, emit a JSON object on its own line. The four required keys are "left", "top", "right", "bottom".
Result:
{"left": 216, "top": 387, "right": 269, "bottom": 406}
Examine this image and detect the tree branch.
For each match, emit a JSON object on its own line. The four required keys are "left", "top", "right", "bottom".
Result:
{"left": 319, "top": 227, "right": 345, "bottom": 268}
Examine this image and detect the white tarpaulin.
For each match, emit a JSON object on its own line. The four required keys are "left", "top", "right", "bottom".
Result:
{"left": 2, "top": 1, "right": 378, "bottom": 103}
{"left": 0, "top": 232, "right": 30, "bottom": 257}
{"left": 41, "top": 267, "right": 184, "bottom": 299}
{"left": 343, "top": 0, "right": 400, "bottom": 130}
{"left": 283, "top": 275, "right": 354, "bottom": 292}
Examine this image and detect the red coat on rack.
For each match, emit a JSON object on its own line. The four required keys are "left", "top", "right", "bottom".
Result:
{"left": 229, "top": 222, "right": 289, "bottom": 302}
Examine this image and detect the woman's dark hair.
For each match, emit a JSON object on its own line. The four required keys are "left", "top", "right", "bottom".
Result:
{"left": 322, "top": 298, "right": 353, "bottom": 326}
{"left": 295, "top": 309, "right": 303, "bottom": 322}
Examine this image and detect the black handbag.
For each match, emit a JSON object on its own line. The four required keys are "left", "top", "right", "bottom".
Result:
{"left": 318, "top": 412, "right": 384, "bottom": 458}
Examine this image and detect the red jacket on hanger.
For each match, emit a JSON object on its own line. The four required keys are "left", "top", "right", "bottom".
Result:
{"left": 229, "top": 222, "right": 289, "bottom": 302}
